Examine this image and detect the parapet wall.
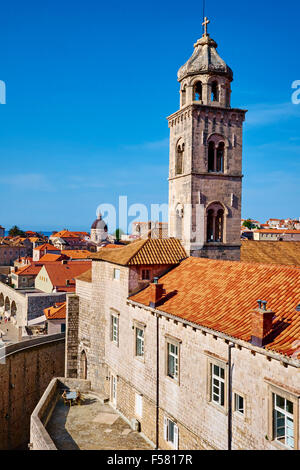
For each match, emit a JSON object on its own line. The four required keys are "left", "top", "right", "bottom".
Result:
{"left": 30, "top": 377, "right": 91, "bottom": 450}
{"left": 0, "top": 334, "right": 65, "bottom": 450}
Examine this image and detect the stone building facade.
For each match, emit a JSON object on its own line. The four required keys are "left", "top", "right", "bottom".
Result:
{"left": 168, "top": 20, "right": 246, "bottom": 260}
{"left": 64, "top": 241, "right": 300, "bottom": 451}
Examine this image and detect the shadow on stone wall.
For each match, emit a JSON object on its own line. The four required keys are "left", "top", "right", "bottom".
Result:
{"left": 0, "top": 335, "right": 65, "bottom": 450}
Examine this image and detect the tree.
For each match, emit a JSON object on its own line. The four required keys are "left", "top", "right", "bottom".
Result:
{"left": 114, "top": 228, "right": 124, "bottom": 241}
{"left": 242, "top": 219, "right": 254, "bottom": 230}
{"left": 8, "top": 226, "right": 26, "bottom": 237}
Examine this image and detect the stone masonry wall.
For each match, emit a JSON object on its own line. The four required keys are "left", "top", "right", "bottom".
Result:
{"left": 65, "top": 294, "right": 80, "bottom": 378}
{"left": 0, "top": 336, "right": 65, "bottom": 450}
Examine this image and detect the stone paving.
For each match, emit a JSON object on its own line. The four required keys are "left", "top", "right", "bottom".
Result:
{"left": 0, "top": 319, "right": 18, "bottom": 345}
{"left": 46, "top": 394, "right": 152, "bottom": 450}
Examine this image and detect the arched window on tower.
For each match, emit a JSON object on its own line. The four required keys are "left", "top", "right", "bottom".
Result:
{"left": 175, "top": 142, "right": 184, "bottom": 175}
{"left": 206, "top": 203, "right": 224, "bottom": 243}
{"left": 211, "top": 81, "right": 219, "bottom": 102}
{"left": 193, "top": 81, "right": 202, "bottom": 101}
{"left": 208, "top": 141, "right": 215, "bottom": 172}
{"left": 216, "top": 142, "right": 224, "bottom": 173}
{"left": 181, "top": 85, "right": 186, "bottom": 106}
{"left": 207, "top": 135, "right": 225, "bottom": 173}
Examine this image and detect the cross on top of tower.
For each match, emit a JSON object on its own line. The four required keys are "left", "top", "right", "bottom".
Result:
{"left": 202, "top": 16, "right": 210, "bottom": 36}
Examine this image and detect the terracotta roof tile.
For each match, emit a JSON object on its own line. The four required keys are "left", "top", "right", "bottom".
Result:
{"left": 130, "top": 257, "right": 300, "bottom": 359}
{"left": 34, "top": 243, "right": 59, "bottom": 251}
{"left": 39, "top": 254, "right": 63, "bottom": 262}
{"left": 44, "top": 302, "right": 66, "bottom": 320}
{"left": 43, "top": 261, "right": 92, "bottom": 290}
{"left": 241, "top": 241, "right": 300, "bottom": 266}
{"left": 89, "top": 238, "right": 187, "bottom": 266}
{"left": 76, "top": 269, "right": 92, "bottom": 282}
{"left": 61, "top": 250, "right": 91, "bottom": 259}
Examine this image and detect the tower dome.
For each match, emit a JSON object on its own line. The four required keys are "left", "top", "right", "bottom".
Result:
{"left": 90, "top": 213, "right": 108, "bottom": 244}
{"left": 177, "top": 18, "right": 233, "bottom": 109}
{"left": 91, "top": 213, "right": 107, "bottom": 231}
{"left": 178, "top": 18, "right": 233, "bottom": 82}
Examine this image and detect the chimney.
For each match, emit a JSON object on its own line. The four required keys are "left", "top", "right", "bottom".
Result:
{"left": 251, "top": 300, "right": 274, "bottom": 347}
{"left": 149, "top": 277, "right": 165, "bottom": 308}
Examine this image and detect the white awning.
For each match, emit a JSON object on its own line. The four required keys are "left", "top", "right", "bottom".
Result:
{"left": 27, "top": 315, "right": 46, "bottom": 326}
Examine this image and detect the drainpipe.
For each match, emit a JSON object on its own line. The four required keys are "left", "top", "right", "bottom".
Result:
{"left": 155, "top": 311, "right": 159, "bottom": 450}
{"left": 228, "top": 343, "right": 234, "bottom": 451}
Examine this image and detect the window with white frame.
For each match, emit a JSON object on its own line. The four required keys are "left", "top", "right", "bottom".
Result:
{"left": 234, "top": 393, "right": 244, "bottom": 415}
{"left": 113, "top": 268, "right": 120, "bottom": 280}
{"left": 211, "top": 363, "right": 225, "bottom": 407}
{"left": 167, "top": 341, "right": 179, "bottom": 380}
{"left": 135, "top": 393, "right": 143, "bottom": 417}
{"left": 273, "top": 393, "right": 294, "bottom": 449}
{"left": 135, "top": 327, "right": 144, "bottom": 358}
{"left": 111, "top": 314, "right": 119, "bottom": 345}
{"left": 164, "top": 417, "right": 178, "bottom": 449}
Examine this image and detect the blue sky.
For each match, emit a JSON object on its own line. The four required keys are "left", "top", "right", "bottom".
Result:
{"left": 0, "top": 0, "right": 299, "bottom": 233}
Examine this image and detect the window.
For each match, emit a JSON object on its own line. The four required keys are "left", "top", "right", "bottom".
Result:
{"left": 135, "top": 393, "right": 143, "bottom": 417}
{"left": 273, "top": 393, "right": 294, "bottom": 449}
{"left": 167, "top": 341, "right": 179, "bottom": 380}
{"left": 211, "top": 81, "right": 219, "bottom": 102}
{"left": 206, "top": 203, "right": 224, "bottom": 243}
{"left": 141, "top": 269, "right": 150, "bottom": 281}
{"left": 175, "top": 141, "right": 184, "bottom": 175}
{"left": 164, "top": 417, "right": 178, "bottom": 449}
{"left": 211, "top": 364, "right": 225, "bottom": 407}
{"left": 111, "top": 314, "right": 119, "bottom": 345}
{"left": 216, "top": 142, "right": 224, "bottom": 172}
{"left": 207, "top": 135, "right": 225, "bottom": 173}
{"left": 135, "top": 327, "right": 144, "bottom": 358}
{"left": 193, "top": 81, "right": 202, "bottom": 101}
{"left": 234, "top": 393, "right": 244, "bottom": 415}
{"left": 113, "top": 268, "right": 120, "bottom": 280}
{"left": 181, "top": 85, "right": 186, "bottom": 106}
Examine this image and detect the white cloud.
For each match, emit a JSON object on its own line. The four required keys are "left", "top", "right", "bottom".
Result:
{"left": 0, "top": 173, "right": 55, "bottom": 191}
{"left": 246, "top": 102, "right": 300, "bottom": 127}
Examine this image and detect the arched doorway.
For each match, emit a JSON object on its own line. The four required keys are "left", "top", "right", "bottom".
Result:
{"left": 11, "top": 301, "right": 17, "bottom": 318}
{"left": 80, "top": 350, "right": 87, "bottom": 380}
{"left": 4, "top": 297, "right": 10, "bottom": 314}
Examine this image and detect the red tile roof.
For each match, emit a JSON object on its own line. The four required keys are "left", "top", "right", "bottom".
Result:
{"left": 90, "top": 238, "right": 187, "bottom": 266}
{"left": 44, "top": 302, "right": 66, "bottom": 320}
{"left": 34, "top": 243, "right": 59, "bottom": 251}
{"left": 61, "top": 250, "right": 91, "bottom": 259}
{"left": 43, "top": 261, "right": 92, "bottom": 291}
{"left": 39, "top": 254, "right": 63, "bottom": 262}
{"left": 255, "top": 229, "right": 300, "bottom": 234}
{"left": 130, "top": 257, "right": 300, "bottom": 359}
{"left": 15, "top": 261, "right": 59, "bottom": 276}
{"left": 51, "top": 230, "right": 79, "bottom": 238}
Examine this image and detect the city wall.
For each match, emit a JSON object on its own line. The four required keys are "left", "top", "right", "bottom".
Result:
{"left": 0, "top": 334, "right": 65, "bottom": 450}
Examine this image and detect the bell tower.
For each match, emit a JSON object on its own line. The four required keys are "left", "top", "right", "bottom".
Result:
{"left": 167, "top": 18, "right": 247, "bottom": 261}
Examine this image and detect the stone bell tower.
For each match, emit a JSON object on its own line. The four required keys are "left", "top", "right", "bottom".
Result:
{"left": 167, "top": 18, "right": 247, "bottom": 261}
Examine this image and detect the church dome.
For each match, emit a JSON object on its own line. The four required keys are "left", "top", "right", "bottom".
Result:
{"left": 91, "top": 213, "right": 108, "bottom": 232}
{"left": 177, "top": 26, "right": 233, "bottom": 82}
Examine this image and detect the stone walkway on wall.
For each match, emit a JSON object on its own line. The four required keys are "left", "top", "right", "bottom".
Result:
{"left": 46, "top": 395, "right": 152, "bottom": 450}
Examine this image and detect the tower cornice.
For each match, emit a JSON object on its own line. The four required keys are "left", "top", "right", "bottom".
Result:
{"left": 167, "top": 103, "right": 247, "bottom": 122}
